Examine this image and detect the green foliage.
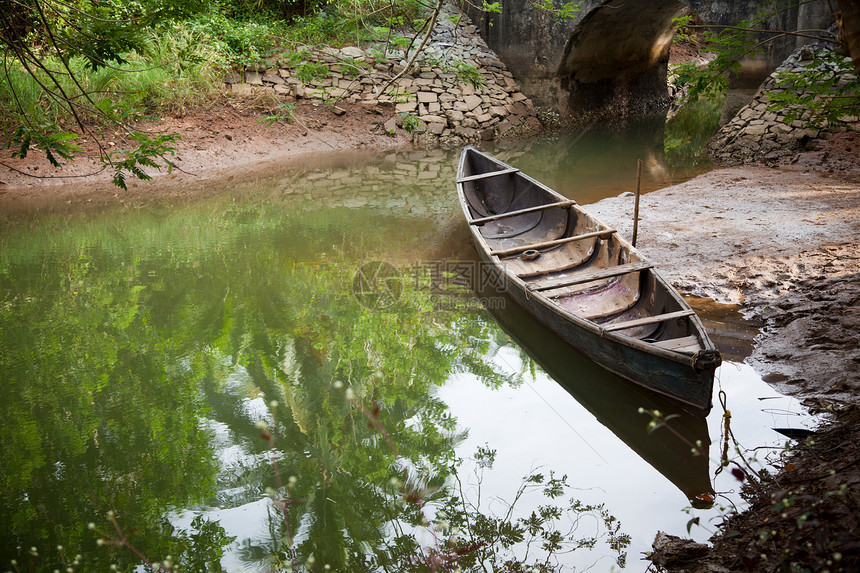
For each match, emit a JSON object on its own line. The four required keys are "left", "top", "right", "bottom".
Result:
{"left": 672, "top": 14, "right": 696, "bottom": 45}
{"left": 283, "top": 13, "right": 353, "bottom": 45}
{"left": 672, "top": 3, "right": 856, "bottom": 130}
{"left": 480, "top": 0, "right": 502, "bottom": 14}
{"left": 0, "top": 25, "right": 225, "bottom": 126}
{"left": 416, "top": 458, "right": 631, "bottom": 570}
{"left": 127, "top": 25, "right": 229, "bottom": 112}
{"left": 216, "top": 0, "right": 328, "bottom": 20}
{"left": 445, "top": 60, "right": 487, "bottom": 88}
{"left": 669, "top": 5, "right": 851, "bottom": 133}
{"left": 0, "top": 191, "right": 560, "bottom": 569}
{"left": 766, "top": 49, "right": 860, "bottom": 128}
{"left": 374, "top": 28, "right": 412, "bottom": 53}
{"left": 670, "top": 11, "right": 766, "bottom": 103}
{"left": 279, "top": 2, "right": 415, "bottom": 47}
{"left": 337, "top": 0, "right": 427, "bottom": 30}
{"left": 340, "top": 58, "right": 367, "bottom": 79}
{"left": 474, "top": 0, "right": 502, "bottom": 29}
{"left": 4, "top": 122, "right": 82, "bottom": 167}
{"left": 17, "top": 0, "right": 204, "bottom": 73}
{"left": 189, "top": 11, "right": 287, "bottom": 66}
{"left": 529, "top": 0, "right": 582, "bottom": 23}
{"left": 0, "top": 0, "right": 219, "bottom": 188}
{"left": 259, "top": 101, "right": 297, "bottom": 125}
{"left": 664, "top": 96, "right": 722, "bottom": 169}
{"left": 397, "top": 111, "right": 423, "bottom": 133}
{"left": 0, "top": 0, "right": 444, "bottom": 190}
{"left": 0, "top": 240, "right": 222, "bottom": 568}
{"left": 295, "top": 59, "right": 331, "bottom": 84}
{"left": 104, "top": 132, "right": 178, "bottom": 190}
{"left": 170, "top": 514, "right": 237, "bottom": 573}
{"left": 10, "top": 514, "right": 234, "bottom": 572}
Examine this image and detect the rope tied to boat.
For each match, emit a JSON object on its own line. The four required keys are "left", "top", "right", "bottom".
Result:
{"left": 718, "top": 389, "right": 732, "bottom": 471}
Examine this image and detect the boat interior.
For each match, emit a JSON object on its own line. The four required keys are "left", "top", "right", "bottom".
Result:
{"left": 459, "top": 152, "right": 704, "bottom": 353}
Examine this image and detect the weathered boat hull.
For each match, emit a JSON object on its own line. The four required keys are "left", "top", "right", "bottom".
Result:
{"left": 476, "top": 246, "right": 716, "bottom": 413}
{"left": 457, "top": 146, "right": 720, "bottom": 415}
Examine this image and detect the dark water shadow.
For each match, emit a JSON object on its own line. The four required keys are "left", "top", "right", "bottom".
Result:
{"left": 472, "top": 278, "right": 715, "bottom": 508}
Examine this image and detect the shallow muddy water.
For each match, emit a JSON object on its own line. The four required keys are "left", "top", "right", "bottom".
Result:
{"left": 0, "top": 130, "right": 814, "bottom": 571}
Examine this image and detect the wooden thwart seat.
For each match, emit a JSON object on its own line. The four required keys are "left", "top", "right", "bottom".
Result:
{"left": 527, "top": 261, "right": 653, "bottom": 291}
{"left": 470, "top": 200, "right": 577, "bottom": 226}
{"left": 491, "top": 228, "right": 617, "bottom": 257}
{"left": 457, "top": 167, "right": 519, "bottom": 183}
{"left": 457, "top": 167, "right": 520, "bottom": 183}
{"left": 652, "top": 335, "right": 702, "bottom": 353}
{"left": 601, "top": 309, "right": 696, "bottom": 333}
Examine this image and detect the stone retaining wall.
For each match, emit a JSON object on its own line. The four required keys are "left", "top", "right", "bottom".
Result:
{"left": 224, "top": 3, "right": 542, "bottom": 144}
{"left": 707, "top": 45, "right": 859, "bottom": 165}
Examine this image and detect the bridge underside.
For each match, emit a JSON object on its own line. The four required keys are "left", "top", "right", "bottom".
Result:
{"left": 558, "top": 0, "right": 691, "bottom": 123}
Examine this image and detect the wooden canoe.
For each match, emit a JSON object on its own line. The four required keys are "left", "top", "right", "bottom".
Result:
{"left": 456, "top": 146, "right": 722, "bottom": 415}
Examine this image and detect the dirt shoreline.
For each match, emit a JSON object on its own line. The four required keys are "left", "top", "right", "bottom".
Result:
{"left": 2, "top": 103, "right": 859, "bottom": 571}
{"left": 585, "top": 133, "right": 859, "bottom": 570}
{"left": 0, "top": 100, "right": 413, "bottom": 214}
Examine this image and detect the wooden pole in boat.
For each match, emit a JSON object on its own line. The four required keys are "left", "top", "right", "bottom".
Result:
{"left": 632, "top": 159, "right": 642, "bottom": 247}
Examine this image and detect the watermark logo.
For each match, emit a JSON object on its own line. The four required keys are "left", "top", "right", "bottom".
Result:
{"left": 420, "top": 260, "right": 507, "bottom": 295}
{"left": 352, "top": 261, "right": 402, "bottom": 310}
{"left": 352, "top": 260, "right": 507, "bottom": 311}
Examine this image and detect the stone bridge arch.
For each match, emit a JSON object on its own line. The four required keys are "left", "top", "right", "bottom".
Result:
{"left": 462, "top": 0, "right": 834, "bottom": 122}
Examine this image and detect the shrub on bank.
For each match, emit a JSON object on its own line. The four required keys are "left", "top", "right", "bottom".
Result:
{"left": 0, "top": 0, "right": 431, "bottom": 187}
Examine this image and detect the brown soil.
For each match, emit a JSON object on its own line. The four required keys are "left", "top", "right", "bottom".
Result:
{"left": 0, "top": 99, "right": 411, "bottom": 213}
{"left": 651, "top": 406, "right": 860, "bottom": 573}
{"left": 1, "top": 100, "right": 859, "bottom": 572}
{"left": 585, "top": 132, "right": 860, "bottom": 572}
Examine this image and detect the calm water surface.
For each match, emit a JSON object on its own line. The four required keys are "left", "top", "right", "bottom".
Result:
{"left": 0, "top": 129, "right": 813, "bottom": 571}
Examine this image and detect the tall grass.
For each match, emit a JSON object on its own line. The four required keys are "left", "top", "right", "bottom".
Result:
{"left": 125, "top": 24, "right": 232, "bottom": 113}
{"left": 0, "top": 24, "right": 231, "bottom": 133}
{"left": 0, "top": 58, "right": 56, "bottom": 127}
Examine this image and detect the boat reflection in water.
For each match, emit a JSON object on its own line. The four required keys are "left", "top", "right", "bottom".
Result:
{"left": 474, "top": 279, "right": 716, "bottom": 509}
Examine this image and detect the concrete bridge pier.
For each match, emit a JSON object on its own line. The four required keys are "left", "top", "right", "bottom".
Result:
{"left": 557, "top": 0, "right": 690, "bottom": 123}
{"left": 462, "top": 0, "right": 836, "bottom": 125}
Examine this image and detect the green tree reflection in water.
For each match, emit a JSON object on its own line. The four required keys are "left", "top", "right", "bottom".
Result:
{"left": 0, "top": 235, "right": 227, "bottom": 569}
{"left": 0, "top": 199, "right": 631, "bottom": 571}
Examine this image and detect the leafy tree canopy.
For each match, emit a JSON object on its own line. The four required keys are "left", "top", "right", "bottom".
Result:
{"left": 0, "top": 0, "right": 207, "bottom": 188}
{"left": 671, "top": 1, "right": 859, "bottom": 128}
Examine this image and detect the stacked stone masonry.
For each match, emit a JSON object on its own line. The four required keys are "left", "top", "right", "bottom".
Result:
{"left": 224, "top": 3, "right": 541, "bottom": 144}
{"left": 708, "top": 44, "right": 859, "bottom": 165}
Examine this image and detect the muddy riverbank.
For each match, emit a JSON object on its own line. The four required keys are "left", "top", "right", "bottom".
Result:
{"left": 584, "top": 132, "right": 859, "bottom": 572}
{"left": 0, "top": 100, "right": 413, "bottom": 214}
